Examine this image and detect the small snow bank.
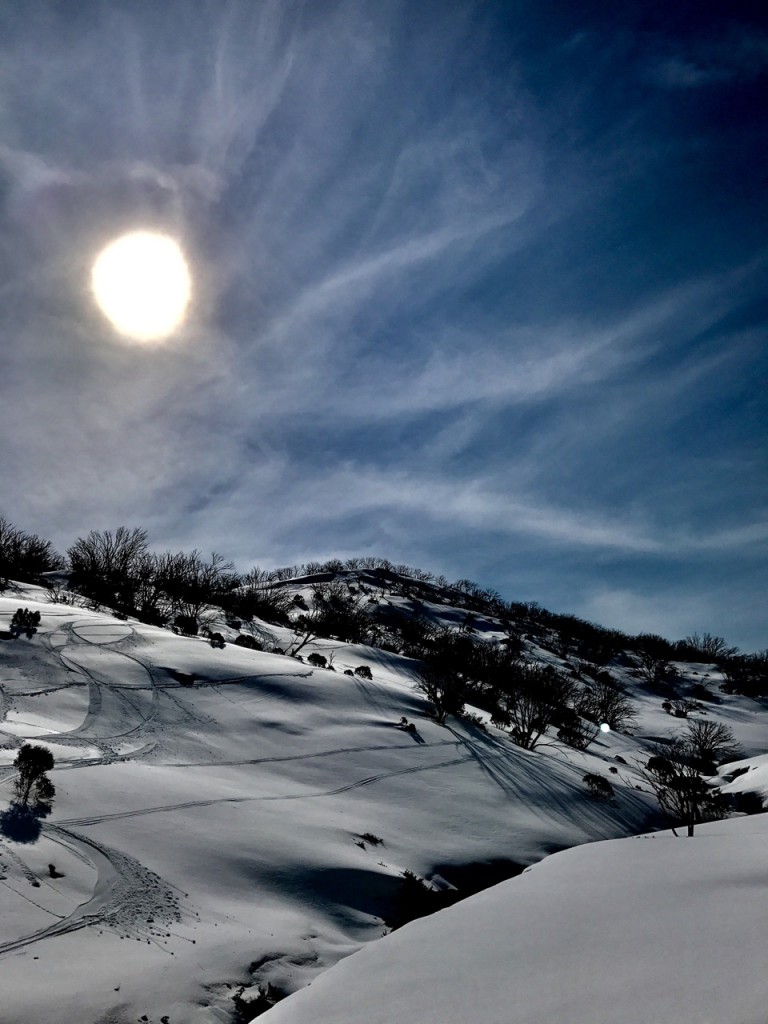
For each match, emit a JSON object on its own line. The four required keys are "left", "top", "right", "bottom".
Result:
{"left": 716, "top": 751, "right": 768, "bottom": 804}
{"left": 260, "top": 813, "right": 768, "bottom": 1024}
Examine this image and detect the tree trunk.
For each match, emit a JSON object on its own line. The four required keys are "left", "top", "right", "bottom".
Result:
{"left": 687, "top": 821, "right": 695, "bottom": 837}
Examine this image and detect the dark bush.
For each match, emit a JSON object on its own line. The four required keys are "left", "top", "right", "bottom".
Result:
{"left": 234, "top": 634, "right": 263, "bottom": 651}
{"left": 173, "top": 614, "right": 198, "bottom": 637}
{"left": 307, "top": 652, "right": 327, "bottom": 668}
{"left": 583, "top": 772, "right": 614, "bottom": 800}
{"left": 385, "top": 870, "right": 457, "bottom": 929}
{"left": 718, "top": 652, "right": 768, "bottom": 698}
{"left": 343, "top": 668, "right": 354, "bottom": 676}
{"left": 10, "top": 608, "right": 41, "bottom": 639}
{"left": 689, "top": 682, "right": 720, "bottom": 704}
{"left": 727, "top": 791, "right": 764, "bottom": 815}
{"left": 354, "top": 665, "right": 373, "bottom": 680}
{"left": 209, "top": 632, "right": 225, "bottom": 649}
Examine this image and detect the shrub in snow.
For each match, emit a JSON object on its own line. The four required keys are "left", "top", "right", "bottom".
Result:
{"left": 307, "top": 652, "right": 327, "bottom": 668}
{"left": 10, "top": 608, "right": 41, "bottom": 639}
{"left": 386, "top": 870, "right": 457, "bottom": 929}
{"left": 556, "top": 708, "right": 598, "bottom": 751}
{"left": 718, "top": 652, "right": 768, "bottom": 698}
{"left": 234, "top": 634, "right": 262, "bottom": 651}
{"left": 727, "top": 791, "right": 764, "bottom": 815}
{"left": 462, "top": 711, "right": 489, "bottom": 733}
{"left": 354, "top": 665, "right": 373, "bottom": 680}
{"left": 209, "top": 632, "right": 226, "bottom": 649}
{"left": 344, "top": 668, "right": 354, "bottom": 676}
{"left": 173, "top": 614, "right": 198, "bottom": 637}
{"left": 670, "top": 698, "right": 694, "bottom": 718}
{"left": 583, "top": 773, "right": 614, "bottom": 800}
{"left": 689, "top": 682, "right": 719, "bottom": 703}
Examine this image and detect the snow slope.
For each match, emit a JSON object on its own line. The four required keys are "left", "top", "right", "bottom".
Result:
{"left": 0, "top": 580, "right": 765, "bottom": 1023}
{"left": 260, "top": 813, "right": 768, "bottom": 1024}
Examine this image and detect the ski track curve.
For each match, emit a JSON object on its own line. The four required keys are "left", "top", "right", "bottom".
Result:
{"left": 0, "top": 825, "right": 181, "bottom": 957}
{"left": 29, "top": 619, "right": 160, "bottom": 745}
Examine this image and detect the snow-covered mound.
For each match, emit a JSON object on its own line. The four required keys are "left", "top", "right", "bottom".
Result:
{"left": 261, "top": 813, "right": 768, "bottom": 1024}
{"left": 0, "top": 579, "right": 765, "bottom": 1023}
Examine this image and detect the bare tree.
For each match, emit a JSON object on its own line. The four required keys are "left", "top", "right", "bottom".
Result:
{"left": 310, "top": 580, "right": 372, "bottom": 643}
{"left": 681, "top": 632, "right": 738, "bottom": 661}
{"left": 578, "top": 676, "right": 637, "bottom": 731}
{"left": 67, "top": 526, "right": 149, "bottom": 609}
{"left": 286, "top": 587, "right": 330, "bottom": 657}
{"left": 414, "top": 664, "right": 465, "bottom": 725}
{"left": 685, "top": 719, "right": 740, "bottom": 772}
{"left": 643, "top": 736, "right": 727, "bottom": 836}
{"left": 159, "top": 550, "right": 237, "bottom": 627}
{"left": 228, "top": 567, "right": 293, "bottom": 624}
{"left": 501, "top": 662, "right": 578, "bottom": 750}
{"left": 0, "top": 517, "right": 64, "bottom": 583}
{"left": 636, "top": 649, "right": 675, "bottom": 689}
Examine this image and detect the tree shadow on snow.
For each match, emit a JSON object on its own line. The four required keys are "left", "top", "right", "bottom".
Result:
{"left": 0, "top": 803, "right": 42, "bottom": 843}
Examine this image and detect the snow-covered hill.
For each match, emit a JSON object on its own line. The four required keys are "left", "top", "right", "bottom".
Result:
{"left": 260, "top": 813, "right": 768, "bottom": 1024}
{"left": 0, "top": 578, "right": 765, "bottom": 1023}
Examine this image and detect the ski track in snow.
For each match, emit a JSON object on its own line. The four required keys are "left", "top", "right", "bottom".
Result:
{"left": 0, "top": 597, "right": 672, "bottom": 1020}
{"left": 0, "top": 824, "right": 181, "bottom": 957}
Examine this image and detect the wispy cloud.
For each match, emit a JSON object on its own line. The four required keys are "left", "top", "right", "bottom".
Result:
{"left": 0, "top": 1, "right": 765, "bottom": 648}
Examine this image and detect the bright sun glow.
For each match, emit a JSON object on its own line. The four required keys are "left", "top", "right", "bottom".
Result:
{"left": 600, "top": 722, "right": 611, "bottom": 733}
{"left": 91, "top": 231, "right": 192, "bottom": 341}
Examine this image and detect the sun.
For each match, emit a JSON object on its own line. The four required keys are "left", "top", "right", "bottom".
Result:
{"left": 91, "top": 230, "right": 192, "bottom": 341}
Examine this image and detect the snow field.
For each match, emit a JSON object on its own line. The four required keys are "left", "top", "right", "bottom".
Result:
{"left": 0, "top": 581, "right": 765, "bottom": 1023}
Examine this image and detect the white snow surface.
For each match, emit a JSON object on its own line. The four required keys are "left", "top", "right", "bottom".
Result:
{"left": 0, "top": 581, "right": 765, "bottom": 1024}
{"left": 261, "top": 813, "right": 768, "bottom": 1024}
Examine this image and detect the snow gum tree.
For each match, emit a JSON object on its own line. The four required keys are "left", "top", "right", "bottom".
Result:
{"left": 501, "top": 662, "right": 578, "bottom": 750}
{"left": 415, "top": 663, "right": 465, "bottom": 724}
{"left": 13, "top": 744, "right": 55, "bottom": 809}
{"left": 643, "top": 736, "right": 726, "bottom": 836}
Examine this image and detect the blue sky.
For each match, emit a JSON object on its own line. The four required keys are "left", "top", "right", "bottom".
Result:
{"left": 1, "top": 0, "right": 766, "bottom": 650}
